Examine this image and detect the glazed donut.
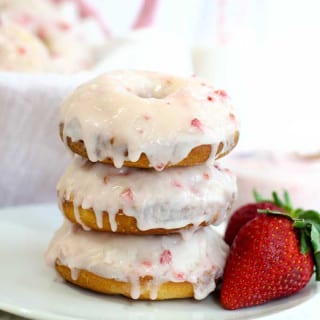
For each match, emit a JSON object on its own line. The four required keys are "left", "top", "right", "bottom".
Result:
{"left": 46, "top": 221, "right": 229, "bottom": 300}
{"left": 60, "top": 70, "right": 239, "bottom": 170}
{"left": 57, "top": 157, "right": 237, "bottom": 234}
{"left": 0, "top": 21, "right": 50, "bottom": 72}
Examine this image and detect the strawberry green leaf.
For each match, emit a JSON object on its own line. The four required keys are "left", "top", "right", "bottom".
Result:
{"left": 315, "top": 254, "right": 320, "bottom": 281}
{"left": 272, "top": 191, "right": 283, "bottom": 208}
{"left": 284, "top": 191, "right": 292, "bottom": 209}
{"left": 253, "top": 190, "right": 293, "bottom": 212}
{"left": 293, "top": 219, "right": 308, "bottom": 229}
{"left": 310, "top": 225, "right": 320, "bottom": 253}
{"left": 253, "top": 190, "right": 265, "bottom": 202}
{"left": 310, "top": 225, "right": 320, "bottom": 280}
{"left": 300, "top": 230, "right": 310, "bottom": 255}
{"left": 292, "top": 208, "right": 304, "bottom": 218}
{"left": 297, "top": 210, "right": 320, "bottom": 231}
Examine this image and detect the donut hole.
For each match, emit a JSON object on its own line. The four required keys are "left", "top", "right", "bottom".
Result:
{"left": 135, "top": 80, "right": 179, "bottom": 99}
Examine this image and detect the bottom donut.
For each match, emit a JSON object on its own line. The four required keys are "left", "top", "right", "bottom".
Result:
{"left": 56, "top": 264, "right": 194, "bottom": 300}
{"left": 46, "top": 221, "right": 229, "bottom": 300}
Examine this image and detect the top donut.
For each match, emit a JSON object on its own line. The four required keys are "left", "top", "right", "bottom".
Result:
{"left": 60, "top": 70, "right": 239, "bottom": 170}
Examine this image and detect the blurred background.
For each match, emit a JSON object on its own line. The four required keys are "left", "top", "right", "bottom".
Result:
{"left": 1, "top": 0, "right": 320, "bottom": 208}
{"left": 91, "top": 0, "right": 320, "bottom": 154}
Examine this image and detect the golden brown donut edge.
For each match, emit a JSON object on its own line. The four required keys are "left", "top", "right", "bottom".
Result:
{"left": 59, "top": 124, "right": 239, "bottom": 168}
{"left": 61, "top": 199, "right": 219, "bottom": 234}
{"left": 56, "top": 263, "right": 196, "bottom": 300}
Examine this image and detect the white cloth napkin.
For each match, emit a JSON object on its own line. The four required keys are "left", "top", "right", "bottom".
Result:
{"left": 0, "top": 28, "right": 193, "bottom": 207}
{"left": 0, "top": 72, "right": 92, "bottom": 207}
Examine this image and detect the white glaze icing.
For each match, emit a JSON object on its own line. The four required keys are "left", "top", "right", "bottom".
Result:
{"left": 60, "top": 70, "right": 239, "bottom": 169}
{"left": 46, "top": 221, "right": 229, "bottom": 300}
{"left": 57, "top": 157, "right": 237, "bottom": 231}
{"left": 222, "top": 152, "right": 320, "bottom": 211}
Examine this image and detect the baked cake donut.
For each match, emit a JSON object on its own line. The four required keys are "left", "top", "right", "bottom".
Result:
{"left": 60, "top": 70, "right": 239, "bottom": 170}
{"left": 0, "top": 0, "right": 107, "bottom": 73}
{"left": 57, "top": 157, "right": 237, "bottom": 234}
{"left": 46, "top": 221, "right": 229, "bottom": 300}
{"left": 0, "top": 20, "right": 50, "bottom": 72}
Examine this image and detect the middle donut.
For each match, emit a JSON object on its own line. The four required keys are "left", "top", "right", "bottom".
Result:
{"left": 58, "top": 157, "right": 237, "bottom": 234}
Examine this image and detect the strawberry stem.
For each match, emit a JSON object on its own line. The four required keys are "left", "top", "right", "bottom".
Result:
{"left": 254, "top": 190, "right": 293, "bottom": 212}
{"left": 284, "top": 191, "right": 292, "bottom": 209}
{"left": 253, "top": 189, "right": 264, "bottom": 202}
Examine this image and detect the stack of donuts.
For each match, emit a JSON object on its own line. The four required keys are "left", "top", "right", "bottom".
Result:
{"left": 46, "top": 70, "right": 240, "bottom": 300}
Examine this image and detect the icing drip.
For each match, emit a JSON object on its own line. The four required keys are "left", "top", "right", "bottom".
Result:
{"left": 73, "top": 204, "right": 81, "bottom": 225}
{"left": 71, "top": 268, "right": 80, "bottom": 281}
{"left": 149, "top": 283, "right": 159, "bottom": 301}
{"left": 46, "top": 221, "right": 229, "bottom": 300}
{"left": 60, "top": 70, "right": 239, "bottom": 169}
{"left": 57, "top": 157, "right": 237, "bottom": 231}
{"left": 129, "top": 277, "right": 141, "bottom": 300}
{"left": 94, "top": 210, "right": 104, "bottom": 229}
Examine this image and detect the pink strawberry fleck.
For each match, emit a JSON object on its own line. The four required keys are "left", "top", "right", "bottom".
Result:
{"left": 203, "top": 173, "right": 210, "bottom": 180}
{"left": 57, "top": 21, "right": 71, "bottom": 31}
{"left": 171, "top": 180, "right": 182, "bottom": 188}
{"left": 143, "top": 114, "right": 151, "bottom": 120}
{"left": 207, "top": 96, "right": 214, "bottom": 102}
{"left": 191, "top": 118, "right": 203, "bottom": 132}
{"left": 17, "top": 47, "right": 26, "bottom": 55}
{"left": 156, "top": 163, "right": 165, "bottom": 171}
{"left": 214, "top": 89, "right": 228, "bottom": 98}
{"left": 174, "top": 272, "right": 184, "bottom": 280}
{"left": 160, "top": 250, "right": 172, "bottom": 265}
{"left": 17, "top": 14, "right": 33, "bottom": 26}
{"left": 121, "top": 188, "right": 133, "bottom": 202}
{"left": 229, "top": 113, "right": 236, "bottom": 122}
{"left": 191, "top": 186, "right": 199, "bottom": 194}
{"left": 136, "top": 128, "right": 144, "bottom": 134}
{"left": 36, "top": 26, "right": 47, "bottom": 40}
{"left": 142, "top": 260, "right": 152, "bottom": 267}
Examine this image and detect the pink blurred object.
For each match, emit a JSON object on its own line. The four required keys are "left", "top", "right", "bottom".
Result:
{"left": 132, "top": 0, "right": 158, "bottom": 30}
{"left": 222, "top": 152, "right": 320, "bottom": 211}
{"left": 51, "top": 0, "right": 111, "bottom": 36}
{"left": 217, "top": 0, "right": 227, "bottom": 45}
{"left": 51, "top": 0, "right": 159, "bottom": 36}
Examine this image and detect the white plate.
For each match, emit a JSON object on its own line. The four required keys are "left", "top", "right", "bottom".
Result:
{"left": 0, "top": 204, "right": 319, "bottom": 320}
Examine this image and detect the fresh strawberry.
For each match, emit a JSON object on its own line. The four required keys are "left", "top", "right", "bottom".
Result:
{"left": 224, "top": 191, "right": 291, "bottom": 246}
{"left": 224, "top": 202, "right": 282, "bottom": 246}
{"left": 221, "top": 192, "right": 320, "bottom": 310}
